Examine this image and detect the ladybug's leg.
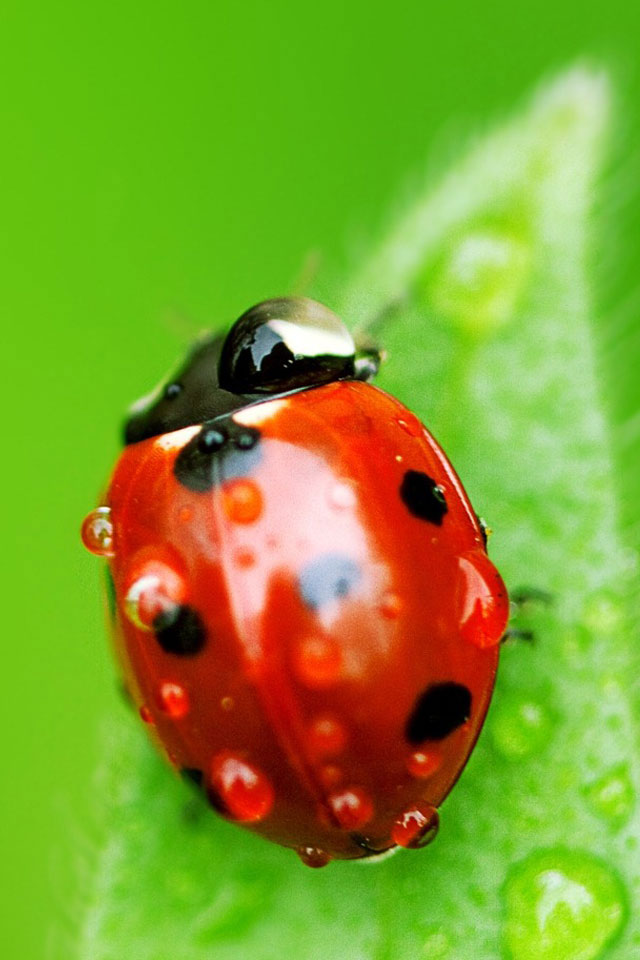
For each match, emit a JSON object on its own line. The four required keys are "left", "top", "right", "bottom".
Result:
{"left": 352, "top": 296, "right": 409, "bottom": 382}
{"left": 354, "top": 340, "right": 383, "bottom": 381}
{"left": 501, "top": 586, "right": 554, "bottom": 644}
{"left": 500, "top": 627, "right": 535, "bottom": 645}
{"left": 509, "top": 587, "right": 554, "bottom": 607}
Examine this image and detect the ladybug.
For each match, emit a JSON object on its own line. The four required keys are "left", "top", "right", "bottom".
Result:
{"left": 81, "top": 297, "right": 509, "bottom": 867}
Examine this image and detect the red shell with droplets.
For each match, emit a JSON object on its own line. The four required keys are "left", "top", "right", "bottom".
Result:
{"left": 84, "top": 376, "right": 508, "bottom": 864}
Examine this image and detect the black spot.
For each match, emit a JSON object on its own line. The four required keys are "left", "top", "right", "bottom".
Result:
{"left": 400, "top": 470, "right": 448, "bottom": 525}
{"left": 299, "top": 553, "right": 361, "bottom": 610}
{"left": 104, "top": 568, "right": 117, "bottom": 621}
{"left": 154, "top": 605, "right": 207, "bottom": 656}
{"left": 405, "top": 682, "right": 472, "bottom": 744}
{"left": 173, "top": 419, "right": 262, "bottom": 492}
{"left": 180, "top": 767, "right": 205, "bottom": 790}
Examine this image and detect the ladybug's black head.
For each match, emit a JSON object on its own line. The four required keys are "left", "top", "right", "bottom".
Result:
{"left": 123, "top": 297, "right": 379, "bottom": 445}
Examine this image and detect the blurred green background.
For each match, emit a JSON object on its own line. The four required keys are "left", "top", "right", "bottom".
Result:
{"left": 1, "top": 2, "right": 638, "bottom": 957}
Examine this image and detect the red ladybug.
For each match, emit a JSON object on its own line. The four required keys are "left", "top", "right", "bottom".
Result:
{"left": 81, "top": 297, "right": 508, "bottom": 867}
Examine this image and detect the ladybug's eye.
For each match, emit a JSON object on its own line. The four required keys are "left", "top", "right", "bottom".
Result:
{"left": 218, "top": 298, "right": 356, "bottom": 394}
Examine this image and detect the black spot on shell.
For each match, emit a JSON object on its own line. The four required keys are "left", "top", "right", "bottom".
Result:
{"left": 400, "top": 470, "right": 448, "bottom": 525}
{"left": 173, "top": 419, "right": 262, "bottom": 492}
{"left": 173, "top": 418, "right": 262, "bottom": 493}
{"left": 299, "top": 553, "right": 361, "bottom": 610}
{"left": 405, "top": 682, "right": 472, "bottom": 744}
{"left": 154, "top": 605, "right": 207, "bottom": 656}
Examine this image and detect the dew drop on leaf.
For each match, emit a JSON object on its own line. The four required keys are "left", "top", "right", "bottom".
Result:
{"left": 582, "top": 594, "right": 624, "bottom": 637}
{"left": 583, "top": 765, "right": 634, "bottom": 829}
{"left": 423, "top": 222, "right": 531, "bottom": 335}
{"left": 503, "top": 848, "right": 627, "bottom": 960}
{"left": 421, "top": 928, "right": 451, "bottom": 959}
{"left": 490, "top": 695, "right": 554, "bottom": 760}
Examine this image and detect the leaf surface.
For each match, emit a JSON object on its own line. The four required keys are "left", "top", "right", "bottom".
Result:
{"left": 75, "top": 68, "right": 639, "bottom": 960}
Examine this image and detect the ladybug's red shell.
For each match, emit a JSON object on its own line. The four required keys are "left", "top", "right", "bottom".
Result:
{"left": 97, "top": 379, "right": 508, "bottom": 863}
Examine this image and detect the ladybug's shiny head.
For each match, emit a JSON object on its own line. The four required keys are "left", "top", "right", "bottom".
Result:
{"left": 123, "top": 298, "right": 378, "bottom": 445}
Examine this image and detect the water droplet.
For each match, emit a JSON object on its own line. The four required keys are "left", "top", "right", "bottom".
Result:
{"left": 124, "top": 563, "right": 186, "bottom": 630}
{"left": 328, "top": 786, "right": 374, "bottom": 830}
{"left": 562, "top": 623, "right": 593, "bottom": 656}
{"left": 221, "top": 478, "right": 263, "bottom": 524}
{"left": 457, "top": 551, "right": 509, "bottom": 648}
{"left": 584, "top": 765, "right": 634, "bottom": 829}
{"left": 81, "top": 507, "right": 115, "bottom": 557}
{"left": 296, "top": 846, "right": 332, "bottom": 868}
{"left": 292, "top": 636, "right": 343, "bottom": 689}
{"left": 407, "top": 746, "right": 442, "bottom": 779}
{"left": 503, "top": 848, "right": 627, "bottom": 960}
{"left": 157, "top": 681, "right": 190, "bottom": 719}
{"left": 210, "top": 752, "right": 274, "bottom": 823}
{"left": 307, "top": 714, "right": 348, "bottom": 757}
{"left": 379, "top": 591, "right": 403, "bottom": 619}
{"left": 491, "top": 695, "right": 554, "bottom": 760}
{"left": 328, "top": 480, "right": 357, "bottom": 510}
{"left": 428, "top": 227, "right": 531, "bottom": 335}
{"left": 139, "top": 704, "right": 154, "bottom": 725}
{"left": 391, "top": 803, "right": 439, "bottom": 849}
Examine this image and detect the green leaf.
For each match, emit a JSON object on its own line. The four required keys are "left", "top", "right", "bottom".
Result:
{"left": 74, "top": 67, "right": 640, "bottom": 960}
